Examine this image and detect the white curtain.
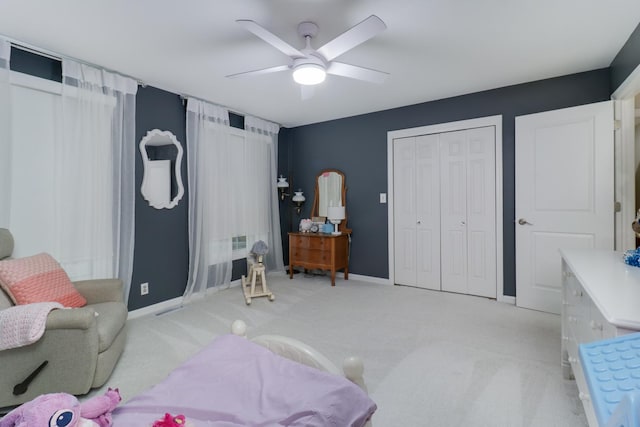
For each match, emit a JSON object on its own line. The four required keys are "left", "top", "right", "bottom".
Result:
{"left": 244, "top": 116, "right": 284, "bottom": 272}
{"left": 60, "top": 60, "right": 137, "bottom": 299}
{"left": 0, "top": 38, "right": 10, "bottom": 228}
{"left": 185, "top": 99, "right": 232, "bottom": 300}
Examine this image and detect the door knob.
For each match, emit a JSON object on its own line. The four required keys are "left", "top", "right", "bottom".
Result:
{"left": 518, "top": 218, "right": 533, "bottom": 226}
{"left": 417, "top": 220, "right": 421, "bottom": 225}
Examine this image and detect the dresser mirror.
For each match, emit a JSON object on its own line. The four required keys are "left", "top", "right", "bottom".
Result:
{"left": 311, "top": 169, "right": 348, "bottom": 232}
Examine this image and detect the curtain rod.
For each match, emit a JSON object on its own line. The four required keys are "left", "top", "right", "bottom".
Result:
{"left": 3, "top": 33, "right": 280, "bottom": 127}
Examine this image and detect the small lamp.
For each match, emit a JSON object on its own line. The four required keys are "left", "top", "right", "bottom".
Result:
{"left": 292, "top": 190, "right": 305, "bottom": 215}
{"left": 327, "top": 205, "right": 346, "bottom": 235}
{"left": 277, "top": 175, "right": 289, "bottom": 201}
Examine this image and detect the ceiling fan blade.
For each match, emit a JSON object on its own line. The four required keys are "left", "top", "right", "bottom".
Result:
{"left": 237, "top": 20, "right": 304, "bottom": 58}
{"left": 316, "top": 15, "right": 386, "bottom": 62}
{"left": 327, "top": 62, "right": 388, "bottom": 84}
{"left": 226, "top": 64, "right": 290, "bottom": 79}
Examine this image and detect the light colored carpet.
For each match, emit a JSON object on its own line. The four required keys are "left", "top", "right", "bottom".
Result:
{"left": 87, "top": 272, "right": 587, "bottom": 427}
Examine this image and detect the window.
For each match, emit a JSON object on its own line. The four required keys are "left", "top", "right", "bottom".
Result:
{"left": 232, "top": 235, "right": 247, "bottom": 259}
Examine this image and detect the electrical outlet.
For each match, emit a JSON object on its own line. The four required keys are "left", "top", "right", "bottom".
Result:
{"left": 140, "top": 282, "right": 149, "bottom": 296}
{"left": 380, "top": 193, "right": 387, "bottom": 204}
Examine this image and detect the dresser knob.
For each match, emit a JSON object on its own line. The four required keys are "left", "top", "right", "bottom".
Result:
{"left": 590, "top": 320, "right": 603, "bottom": 331}
{"left": 578, "top": 392, "right": 590, "bottom": 401}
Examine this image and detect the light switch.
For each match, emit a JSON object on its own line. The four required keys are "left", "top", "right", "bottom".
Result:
{"left": 380, "top": 193, "right": 387, "bottom": 204}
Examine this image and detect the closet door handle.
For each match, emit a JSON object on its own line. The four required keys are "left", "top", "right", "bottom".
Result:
{"left": 518, "top": 218, "right": 533, "bottom": 226}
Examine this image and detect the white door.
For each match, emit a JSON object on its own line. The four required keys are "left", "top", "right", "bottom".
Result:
{"left": 440, "top": 130, "right": 468, "bottom": 293}
{"left": 465, "top": 127, "right": 497, "bottom": 298}
{"left": 393, "top": 135, "right": 440, "bottom": 289}
{"left": 516, "top": 101, "right": 614, "bottom": 314}
{"left": 440, "top": 127, "right": 496, "bottom": 297}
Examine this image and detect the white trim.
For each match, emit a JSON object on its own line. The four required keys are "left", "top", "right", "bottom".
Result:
{"left": 128, "top": 279, "right": 243, "bottom": 319}
{"left": 612, "top": 63, "right": 640, "bottom": 252}
{"left": 127, "top": 296, "right": 183, "bottom": 319}
{"left": 497, "top": 295, "right": 516, "bottom": 305}
{"left": 612, "top": 63, "right": 640, "bottom": 100}
{"left": 280, "top": 268, "right": 392, "bottom": 285}
{"left": 387, "top": 115, "right": 505, "bottom": 299}
{"left": 348, "top": 273, "right": 393, "bottom": 285}
{"left": 613, "top": 99, "right": 636, "bottom": 251}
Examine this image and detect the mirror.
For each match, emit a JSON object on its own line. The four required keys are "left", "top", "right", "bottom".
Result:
{"left": 311, "top": 169, "right": 348, "bottom": 232}
{"left": 139, "top": 129, "right": 184, "bottom": 209}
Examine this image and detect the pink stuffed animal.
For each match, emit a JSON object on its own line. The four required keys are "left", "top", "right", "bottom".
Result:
{"left": 152, "top": 413, "right": 192, "bottom": 427}
{"left": 0, "top": 388, "right": 120, "bottom": 427}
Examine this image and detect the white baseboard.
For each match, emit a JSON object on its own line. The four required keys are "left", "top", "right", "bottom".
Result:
{"left": 348, "top": 273, "right": 393, "bottom": 285}
{"left": 128, "top": 280, "right": 244, "bottom": 319}
{"left": 497, "top": 295, "right": 516, "bottom": 305}
{"left": 128, "top": 296, "right": 184, "bottom": 319}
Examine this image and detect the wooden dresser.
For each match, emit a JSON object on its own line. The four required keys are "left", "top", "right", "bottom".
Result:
{"left": 560, "top": 249, "right": 640, "bottom": 426}
{"left": 288, "top": 232, "right": 349, "bottom": 286}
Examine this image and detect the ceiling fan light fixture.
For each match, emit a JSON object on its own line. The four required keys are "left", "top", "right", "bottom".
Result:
{"left": 292, "top": 63, "right": 326, "bottom": 85}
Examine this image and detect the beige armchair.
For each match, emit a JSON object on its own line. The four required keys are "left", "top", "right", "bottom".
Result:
{"left": 0, "top": 228, "right": 128, "bottom": 408}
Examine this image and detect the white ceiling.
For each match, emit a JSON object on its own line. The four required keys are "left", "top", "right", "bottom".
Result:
{"left": 0, "top": 1, "right": 639, "bottom": 128}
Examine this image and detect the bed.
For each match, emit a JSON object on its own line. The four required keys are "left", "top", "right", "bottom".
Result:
{"left": 111, "top": 320, "right": 376, "bottom": 426}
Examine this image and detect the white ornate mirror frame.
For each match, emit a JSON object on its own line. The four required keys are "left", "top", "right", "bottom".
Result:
{"left": 139, "top": 129, "right": 184, "bottom": 209}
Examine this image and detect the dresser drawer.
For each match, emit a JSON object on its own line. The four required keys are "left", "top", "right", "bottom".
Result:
{"left": 564, "top": 274, "right": 587, "bottom": 332}
{"left": 288, "top": 232, "right": 350, "bottom": 286}
{"left": 290, "top": 248, "right": 332, "bottom": 267}
{"left": 290, "top": 235, "right": 328, "bottom": 250}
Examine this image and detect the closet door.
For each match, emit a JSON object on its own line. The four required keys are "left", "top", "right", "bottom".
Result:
{"left": 466, "top": 127, "right": 496, "bottom": 298}
{"left": 440, "top": 130, "right": 468, "bottom": 293}
{"left": 415, "top": 135, "right": 441, "bottom": 289}
{"left": 393, "top": 137, "right": 417, "bottom": 286}
{"left": 440, "top": 127, "right": 496, "bottom": 297}
{"left": 393, "top": 135, "right": 440, "bottom": 289}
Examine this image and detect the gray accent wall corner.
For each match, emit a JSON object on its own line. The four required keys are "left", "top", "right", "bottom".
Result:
{"left": 280, "top": 69, "right": 611, "bottom": 297}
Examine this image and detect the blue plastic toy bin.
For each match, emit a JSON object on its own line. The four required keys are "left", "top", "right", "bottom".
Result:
{"left": 579, "top": 333, "right": 640, "bottom": 427}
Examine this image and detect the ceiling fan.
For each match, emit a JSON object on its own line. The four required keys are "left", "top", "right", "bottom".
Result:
{"left": 227, "top": 15, "right": 389, "bottom": 88}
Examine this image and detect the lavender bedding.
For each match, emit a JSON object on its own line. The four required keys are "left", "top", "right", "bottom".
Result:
{"left": 111, "top": 334, "right": 376, "bottom": 426}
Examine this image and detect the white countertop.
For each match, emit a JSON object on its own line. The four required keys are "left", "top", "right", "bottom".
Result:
{"left": 560, "top": 248, "right": 640, "bottom": 330}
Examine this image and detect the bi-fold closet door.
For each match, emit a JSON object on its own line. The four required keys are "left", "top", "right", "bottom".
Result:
{"left": 393, "top": 126, "right": 496, "bottom": 298}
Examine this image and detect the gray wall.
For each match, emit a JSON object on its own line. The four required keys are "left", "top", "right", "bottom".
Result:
{"left": 279, "top": 69, "right": 611, "bottom": 297}
{"left": 611, "top": 22, "right": 640, "bottom": 91}
{"left": 130, "top": 89, "right": 248, "bottom": 310}
{"left": 129, "top": 87, "right": 189, "bottom": 310}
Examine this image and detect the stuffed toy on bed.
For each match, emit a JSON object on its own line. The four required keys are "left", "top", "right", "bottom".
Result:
{"left": 0, "top": 388, "right": 120, "bottom": 427}
{"left": 152, "top": 413, "right": 193, "bottom": 426}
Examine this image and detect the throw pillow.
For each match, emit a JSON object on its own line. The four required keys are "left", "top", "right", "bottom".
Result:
{"left": 0, "top": 253, "right": 87, "bottom": 307}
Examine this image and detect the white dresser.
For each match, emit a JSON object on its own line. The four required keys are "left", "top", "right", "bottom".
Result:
{"left": 561, "top": 249, "right": 640, "bottom": 426}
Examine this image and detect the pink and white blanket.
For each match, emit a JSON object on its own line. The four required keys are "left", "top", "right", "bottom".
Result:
{"left": 0, "top": 302, "right": 62, "bottom": 350}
